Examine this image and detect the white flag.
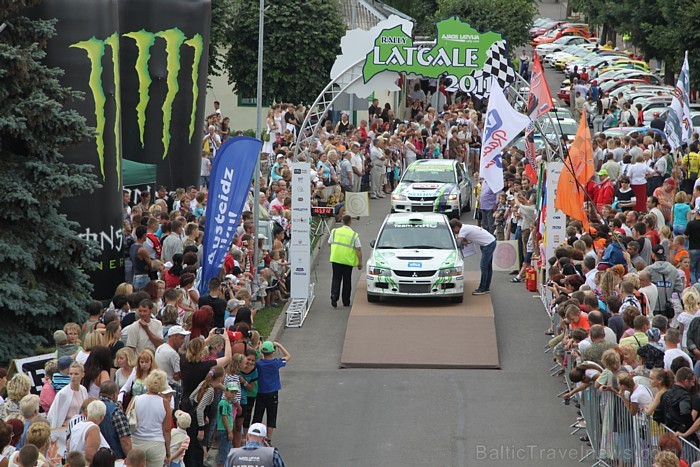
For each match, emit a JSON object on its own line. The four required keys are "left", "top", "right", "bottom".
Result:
{"left": 479, "top": 78, "right": 531, "bottom": 192}
{"left": 664, "top": 51, "right": 693, "bottom": 150}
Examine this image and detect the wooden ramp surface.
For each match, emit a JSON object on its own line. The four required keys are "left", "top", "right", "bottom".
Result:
{"left": 340, "top": 272, "right": 501, "bottom": 369}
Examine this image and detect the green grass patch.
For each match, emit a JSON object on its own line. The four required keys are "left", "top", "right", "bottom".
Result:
{"left": 254, "top": 303, "right": 285, "bottom": 339}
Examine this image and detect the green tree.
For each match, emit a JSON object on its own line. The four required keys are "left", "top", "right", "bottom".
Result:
{"left": 0, "top": 0, "right": 99, "bottom": 361}
{"left": 382, "top": 0, "right": 438, "bottom": 36}
{"left": 208, "top": 0, "right": 236, "bottom": 85}
{"left": 436, "top": 0, "right": 537, "bottom": 49}
{"left": 224, "top": 0, "right": 346, "bottom": 104}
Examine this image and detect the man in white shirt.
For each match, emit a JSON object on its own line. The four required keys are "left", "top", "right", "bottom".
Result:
{"left": 155, "top": 325, "right": 190, "bottom": 405}
{"left": 450, "top": 219, "right": 496, "bottom": 295}
{"left": 639, "top": 270, "right": 659, "bottom": 315}
{"left": 664, "top": 328, "right": 693, "bottom": 370}
{"left": 582, "top": 256, "right": 598, "bottom": 290}
{"left": 125, "top": 300, "right": 163, "bottom": 353}
{"left": 349, "top": 142, "right": 364, "bottom": 193}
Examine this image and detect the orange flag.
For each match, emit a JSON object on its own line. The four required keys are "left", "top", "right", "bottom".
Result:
{"left": 555, "top": 108, "right": 594, "bottom": 231}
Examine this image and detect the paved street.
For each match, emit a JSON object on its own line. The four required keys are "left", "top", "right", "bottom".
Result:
{"left": 270, "top": 3, "right": 585, "bottom": 466}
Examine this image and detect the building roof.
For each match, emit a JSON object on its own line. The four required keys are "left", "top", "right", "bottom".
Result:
{"left": 339, "top": 0, "right": 414, "bottom": 30}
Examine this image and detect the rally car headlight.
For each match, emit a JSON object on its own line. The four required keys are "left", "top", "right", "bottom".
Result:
{"left": 391, "top": 193, "right": 407, "bottom": 201}
{"left": 445, "top": 194, "right": 458, "bottom": 201}
{"left": 439, "top": 266, "right": 462, "bottom": 277}
{"left": 369, "top": 266, "right": 391, "bottom": 276}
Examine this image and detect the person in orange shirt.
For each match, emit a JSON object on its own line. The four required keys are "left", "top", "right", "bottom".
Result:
{"left": 673, "top": 235, "right": 689, "bottom": 266}
{"left": 566, "top": 306, "right": 591, "bottom": 331}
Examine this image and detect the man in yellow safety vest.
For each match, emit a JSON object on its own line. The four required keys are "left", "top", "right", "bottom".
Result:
{"left": 328, "top": 214, "right": 362, "bottom": 307}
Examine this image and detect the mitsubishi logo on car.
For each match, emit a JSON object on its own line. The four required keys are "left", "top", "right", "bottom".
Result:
{"left": 412, "top": 272, "right": 418, "bottom": 277}
{"left": 420, "top": 198, "right": 425, "bottom": 202}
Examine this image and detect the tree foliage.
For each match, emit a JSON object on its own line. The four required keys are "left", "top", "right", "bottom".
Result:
{"left": 0, "top": 1, "right": 99, "bottom": 361}
{"left": 208, "top": 0, "right": 236, "bottom": 85}
{"left": 224, "top": 0, "right": 346, "bottom": 104}
{"left": 435, "top": 0, "right": 537, "bottom": 49}
{"left": 382, "top": 0, "right": 438, "bottom": 36}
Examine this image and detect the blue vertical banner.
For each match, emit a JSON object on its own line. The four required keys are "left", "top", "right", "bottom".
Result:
{"left": 200, "top": 136, "right": 262, "bottom": 295}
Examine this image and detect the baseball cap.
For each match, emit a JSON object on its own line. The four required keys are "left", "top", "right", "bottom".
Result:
{"left": 225, "top": 382, "right": 240, "bottom": 392}
{"left": 664, "top": 178, "right": 676, "bottom": 186}
{"left": 227, "top": 298, "right": 243, "bottom": 311}
{"left": 261, "top": 341, "right": 275, "bottom": 354}
{"left": 53, "top": 330, "right": 68, "bottom": 345}
{"left": 598, "top": 169, "right": 608, "bottom": 176}
{"left": 167, "top": 325, "right": 191, "bottom": 337}
{"left": 646, "top": 327, "right": 661, "bottom": 342}
{"left": 248, "top": 423, "right": 267, "bottom": 437}
{"left": 57, "top": 356, "right": 74, "bottom": 371}
{"left": 161, "top": 385, "right": 175, "bottom": 395}
{"left": 652, "top": 244, "right": 666, "bottom": 259}
{"left": 258, "top": 233, "right": 268, "bottom": 240}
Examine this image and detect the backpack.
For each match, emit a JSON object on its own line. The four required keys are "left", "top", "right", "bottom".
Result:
{"left": 627, "top": 112, "right": 636, "bottom": 126}
{"left": 633, "top": 290, "right": 649, "bottom": 316}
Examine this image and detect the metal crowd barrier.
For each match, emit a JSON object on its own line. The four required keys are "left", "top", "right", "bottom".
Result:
{"left": 553, "top": 352, "right": 700, "bottom": 466}
{"left": 573, "top": 386, "right": 700, "bottom": 466}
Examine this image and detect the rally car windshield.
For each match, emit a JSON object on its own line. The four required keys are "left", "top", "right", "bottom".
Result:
{"left": 401, "top": 168, "right": 455, "bottom": 184}
{"left": 376, "top": 222, "right": 455, "bottom": 250}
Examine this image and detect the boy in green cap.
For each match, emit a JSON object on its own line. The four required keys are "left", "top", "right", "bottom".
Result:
{"left": 253, "top": 341, "right": 292, "bottom": 442}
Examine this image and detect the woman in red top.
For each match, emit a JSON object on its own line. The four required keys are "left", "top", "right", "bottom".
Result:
{"left": 164, "top": 253, "right": 184, "bottom": 289}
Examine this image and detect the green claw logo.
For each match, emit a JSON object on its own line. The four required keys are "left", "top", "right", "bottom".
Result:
{"left": 71, "top": 28, "right": 204, "bottom": 186}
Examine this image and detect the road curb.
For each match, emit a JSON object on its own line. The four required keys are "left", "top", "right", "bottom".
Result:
{"left": 266, "top": 218, "right": 336, "bottom": 342}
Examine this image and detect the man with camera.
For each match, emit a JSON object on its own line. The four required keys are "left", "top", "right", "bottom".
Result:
{"left": 199, "top": 277, "right": 234, "bottom": 328}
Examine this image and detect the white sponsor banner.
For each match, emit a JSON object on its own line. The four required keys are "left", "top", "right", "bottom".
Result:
{"left": 545, "top": 162, "right": 566, "bottom": 261}
{"left": 479, "top": 78, "right": 531, "bottom": 192}
{"left": 290, "top": 163, "right": 311, "bottom": 299}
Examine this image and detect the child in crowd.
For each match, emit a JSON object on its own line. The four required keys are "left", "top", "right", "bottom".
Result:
{"left": 268, "top": 250, "right": 288, "bottom": 299}
{"left": 253, "top": 341, "right": 292, "bottom": 442}
{"left": 53, "top": 331, "right": 74, "bottom": 359}
{"left": 51, "top": 356, "right": 72, "bottom": 393}
{"left": 224, "top": 354, "right": 245, "bottom": 448}
{"left": 493, "top": 192, "right": 508, "bottom": 241}
{"left": 60, "top": 324, "right": 82, "bottom": 357}
{"left": 239, "top": 349, "right": 258, "bottom": 432}
{"left": 64, "top": 451, "right": 86, "bottom": 467}
{"left": 39, "top": 360, "right": 58, "bottom": 413}
{"left": 170, "top": 410, "right": 191, "bottom": 467}
{"left": 216, "top": 383, "right": 239, "bottom": 467}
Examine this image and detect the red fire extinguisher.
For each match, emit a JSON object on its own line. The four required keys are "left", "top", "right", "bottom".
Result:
{"left": 525, "top": 267, "right": 537, "bottom": 292}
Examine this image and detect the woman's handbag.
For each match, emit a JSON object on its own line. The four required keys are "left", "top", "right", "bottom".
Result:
{"left": 125, "top": 395, "right": 139, "bottom": 433}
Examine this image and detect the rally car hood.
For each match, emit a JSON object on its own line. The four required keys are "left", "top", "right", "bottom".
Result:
{"left": 394, "top": 182, "right": 459, "bottom": 198}
{"left": 370, "top": 248, "right": 460, "bottom": 270}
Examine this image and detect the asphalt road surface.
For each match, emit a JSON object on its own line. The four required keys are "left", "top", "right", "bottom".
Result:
{"left": 269, "top": 4, "right": 583, "bottom": 466}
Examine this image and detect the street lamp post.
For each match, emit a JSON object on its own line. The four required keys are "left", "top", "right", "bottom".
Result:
{"left": 253, "top": 0, "right": 264, "bottom": 277}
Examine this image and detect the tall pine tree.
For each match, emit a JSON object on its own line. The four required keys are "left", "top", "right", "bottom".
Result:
{"left": 0, "top": 0, "right": 99, "bottom": 361}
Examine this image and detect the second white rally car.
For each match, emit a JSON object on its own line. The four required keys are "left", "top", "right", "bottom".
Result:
{"left": 391, "top": 159, "right": 472, "bottom": 219}
{"left": 366, "top": 212, "right": 464, "bottom": 303}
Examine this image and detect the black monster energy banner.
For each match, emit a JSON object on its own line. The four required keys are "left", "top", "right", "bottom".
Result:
{"left": 29, "top": 0, "right": 211, "bottom": 299}
{"left": 31, "top": 0, "right": 123, "bottom": 300}
{"left": 119, "top": 0, "right": 210, "bottom": 190}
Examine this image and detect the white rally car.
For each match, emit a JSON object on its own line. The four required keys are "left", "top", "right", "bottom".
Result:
{"left": 391, "top": 159, "right": 472, "bottom": 219}
{"left": 366, "top": 212, "right": 464, "bottom": 303}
